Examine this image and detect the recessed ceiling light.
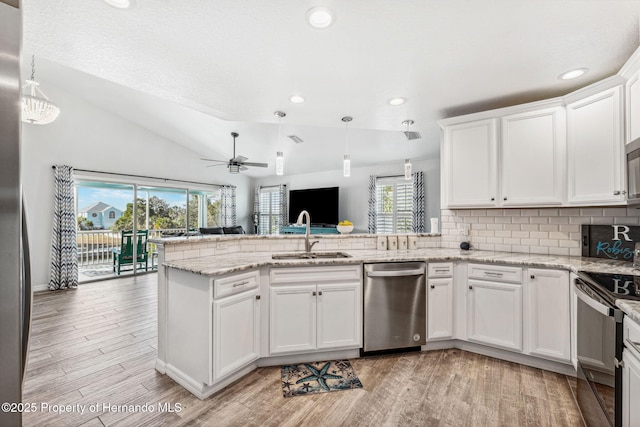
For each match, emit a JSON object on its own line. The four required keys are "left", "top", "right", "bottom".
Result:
{"left": 306, "top": 7, "right": 334, "bottom": 29}
{"left": 104, "top": 0, "right": 133, "bottom": 9}
{"left": 558, "top": 68, "right": 588, "bottom": 80}
{"left": 389, "top": 97, "right": 406, "bottom": 106}
{"left": 290, "top": 95, "right": 305, "bottom": 104}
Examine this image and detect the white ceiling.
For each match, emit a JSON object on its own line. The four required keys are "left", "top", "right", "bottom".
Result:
{"left": 22, "top": 0, "right": 640, "bottom": 177}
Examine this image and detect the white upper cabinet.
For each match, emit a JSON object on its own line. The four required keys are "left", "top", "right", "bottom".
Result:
{"left": 443, "top": 119, "right": 498, "bottom": 208}
{"left": 566, "top": 86, "right": 625, "bottom": 205}
{"left": 626, "top": 69, "right": 640, "bottom": 144}
{"left": 500, "top": 107, "right": 565, "bottom": 206}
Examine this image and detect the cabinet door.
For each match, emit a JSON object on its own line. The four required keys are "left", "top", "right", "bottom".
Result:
{"left": 467, "top": 280, "right": 523, "bottom": 352}
{"left": 444, "top": 119, "right": 498, "bottom": 208}
{"left": 270, "top": 284, "right": 316, "bottom": 354}
{"left": 500, "top": 107, "right": 565, "bottom": 206}
{"left": 428, "top": 277, "right": 454, "bottom": 340}
{"left": 567, "top": 86, "right": 625, "bottom": 204}
{"left": 623, "top": 348, "right": 640, "bottom": 427}
{"left": 626, "top": 70, "right": 640, "bottom": 144}
{"left": 212, "top": 288, "right": 260, "bottom": 382}
{"left": 316, "top": 282, "right": 362, "bottom": 350}
{"left": 527, "top": 269, "right": 570, "bottom": 362}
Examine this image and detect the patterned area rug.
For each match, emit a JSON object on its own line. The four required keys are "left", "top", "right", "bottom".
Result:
{"left": 281, "top": 360, "right": 363, "bottom": 398}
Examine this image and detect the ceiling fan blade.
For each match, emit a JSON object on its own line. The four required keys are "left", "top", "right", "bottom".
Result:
{"left": 205, "top": 163, "right": 228, "bottom": 168}
{"left": 200, "top": 157, "right": 227, "bottom": 163}
{"left": 242, "top": 162, "right": 269, "bottom": 168}
{"left": 240, "top": 166, "right": 249, "bottom": 171}
{"left": 232, "top": 155, "right": 248, "bottom": 163}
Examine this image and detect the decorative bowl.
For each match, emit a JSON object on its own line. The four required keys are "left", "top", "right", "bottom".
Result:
{"left": 337, "top": 225, "right": 354, "bottom": 234}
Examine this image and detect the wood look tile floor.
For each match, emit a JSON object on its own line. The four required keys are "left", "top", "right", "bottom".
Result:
{"left": 23, "top": 274, "right": 585, "bottom": 427}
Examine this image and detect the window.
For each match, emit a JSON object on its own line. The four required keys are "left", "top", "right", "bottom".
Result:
{"left": 108, "top": 211, "right": 116, "bottom": 219}
{"left": 376, "top": 176, "right": 413, "bottom": 234}
{"left": 258, "top": 186, "right": 282, "bottom": 235}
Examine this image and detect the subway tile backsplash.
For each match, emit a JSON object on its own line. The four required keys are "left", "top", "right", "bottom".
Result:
{"left": 440, "top": 207, "right": 640, "bottom": 256}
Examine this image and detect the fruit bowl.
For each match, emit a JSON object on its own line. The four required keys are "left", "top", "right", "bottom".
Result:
{"left": 336, "top": 225, "right": 354, "bottom": 234}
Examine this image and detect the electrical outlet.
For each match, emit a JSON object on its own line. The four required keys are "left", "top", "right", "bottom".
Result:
{"left": 457, "top": 223, "right": 470, "bottom": 236}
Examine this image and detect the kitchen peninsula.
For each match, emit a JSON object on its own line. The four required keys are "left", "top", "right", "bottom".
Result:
{"left": 152, "top": 233, "right": 640, "bottom": 400}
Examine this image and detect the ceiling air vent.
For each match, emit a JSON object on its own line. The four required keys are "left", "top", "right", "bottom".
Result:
{"left": 288, "top": 135, "right": 304, "bottom": 144}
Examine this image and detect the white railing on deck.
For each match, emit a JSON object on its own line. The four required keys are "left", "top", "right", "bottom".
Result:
{"left": 77, "top": 228, "right": 187, "bottom": 267}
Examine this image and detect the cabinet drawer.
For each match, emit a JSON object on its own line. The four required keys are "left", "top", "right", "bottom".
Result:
{"left": 428, "top": 262, "right": 453, "bottom": 278}
{"left": 213, "top": 270, "right": 259, "bottom": 299}
{"left": 625, "top": 316, "right": 640, "bottom": 356}
{"left": 468, "top": 263, "right": 522, "bottom": 283}
{"left": 270, "top": 265, "right": 361, "bottom": 284}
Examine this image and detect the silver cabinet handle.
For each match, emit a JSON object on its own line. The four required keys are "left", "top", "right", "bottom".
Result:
{"left": 312, "top": 291, "right": 316, "bottom": 296}
{"left": 503, "top": 197, "right": 507, "bottom": 201}
{"left": 484, "top": 271, "right": 503, "bottom": 277}
{"left": 491, "top": 197, "right": 495, "bottom": 201}
{"left": 434, "top": 269, "right": 449, "bottom": 272}
{"left": 232, "top": 281, "right": 250, "bottom": 287}
{"left": 255, "top": 295, "right": 261, "bottom": 300}
{"left": 318, "top": 291, "right": 323, "bottom": 296}
{"left": 469, "top": 285, "right": 473, "bottom": 290}
{"left": 430, "top": 285, "right": 435, "bottom": 289}
{"left": 530, "top": 275, "right": 535, "bottom": 279}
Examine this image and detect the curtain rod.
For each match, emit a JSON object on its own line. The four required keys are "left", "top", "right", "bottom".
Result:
{"left": 51, "top": 165, "right": 231, "bottom": 188}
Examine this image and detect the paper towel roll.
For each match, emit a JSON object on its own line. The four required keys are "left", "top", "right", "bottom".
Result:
{"left": 430, "top": 218, "right": 439, "bottom": 234}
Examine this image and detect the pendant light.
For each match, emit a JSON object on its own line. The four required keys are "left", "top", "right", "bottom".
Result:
{"left": 402, "top": 120, "right": 417, "bottom": 180}
{"left": 274, "top": 111, "right": 286, "bottom": 176}
{"left": 342, "top": 116, "right": 352, "bottom": 177}
{"left": 22, "top": 55, "right": 60, "bottom": 125}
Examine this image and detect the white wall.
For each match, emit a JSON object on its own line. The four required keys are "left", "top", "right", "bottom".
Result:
{"left": 22, "top": 82, "right": 253, "bottom": 289}
{"left": 254, "top": 158, "right": 440, "bottom": 233}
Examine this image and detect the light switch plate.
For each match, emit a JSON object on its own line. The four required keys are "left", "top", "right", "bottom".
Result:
{"left": 377, "top": 236, "right": 387, "bottom": 250}
{"left": 387, "top": 236, "right": 398, "bottom": 250}
{"left": 408, "top": 236, "right": 418, "bottom": 250}
{"left": 398, "top": 235, "right": 408, "bottom": 250}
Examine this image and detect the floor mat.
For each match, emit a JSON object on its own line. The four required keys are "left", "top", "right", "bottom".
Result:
{"left": 281, "top": 359, "right": 363, "bottom": 398}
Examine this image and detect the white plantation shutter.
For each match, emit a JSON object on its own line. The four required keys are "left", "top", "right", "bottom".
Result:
{"left": 375, "top": 177, "right": 414, "bottom": 234}
{"left": 258, "top": 186, "right": 282, "bottom": 235}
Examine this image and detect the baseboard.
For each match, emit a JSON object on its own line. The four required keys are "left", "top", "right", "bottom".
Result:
{"left": 258, "top": 348, "right": 360, "bottom": 367}
{"left": 33, "top": 283, "right": 49, "bottom": 293}
{"left": 165, "top": 362, "right": 258, "bottom": 400}
{"left": 155, "top": 358, "right": 167, "bottom": 374}
{"left": 422, "top": 340, "right": 577, "bottom": 377}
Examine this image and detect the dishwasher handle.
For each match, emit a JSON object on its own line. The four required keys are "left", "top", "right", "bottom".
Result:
{"left": 366, "top": 269, "right": 424, "bottom": 278}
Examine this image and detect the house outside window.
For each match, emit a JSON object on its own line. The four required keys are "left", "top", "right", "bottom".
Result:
{"left": 375, "top": 176, "right": 413, "bottom": 234}
{"left": 258, "top": 186, "right": 282, "bottom": 235}
{"left": 109, "top": 211, "right": 116, "bottom": 219}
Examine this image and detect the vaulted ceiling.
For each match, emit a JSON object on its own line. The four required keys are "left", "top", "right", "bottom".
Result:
{"left": 22, "top": 0, "right": 640, "bottom": 177}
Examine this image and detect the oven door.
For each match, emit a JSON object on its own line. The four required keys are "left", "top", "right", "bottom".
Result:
{"left": 575, "top": 279, "right": 623, "bottom": 427}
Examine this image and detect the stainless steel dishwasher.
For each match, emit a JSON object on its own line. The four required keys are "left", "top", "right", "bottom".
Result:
{"left": 363, "top": 262, "right": 426, "bottom": 352}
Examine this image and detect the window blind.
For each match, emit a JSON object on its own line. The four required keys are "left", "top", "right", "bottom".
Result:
{"left": 375, "top": 177, "right": 414, "bottom": 234}
{"left": 258, "top": 186, "right": 281, "bottom": 235}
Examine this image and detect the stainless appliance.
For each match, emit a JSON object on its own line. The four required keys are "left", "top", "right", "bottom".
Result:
{"left": 575, "top": 272, "right": 640, "bottom": 427}
{"left": 0, "top": 2, "right": 32, "bottom": 426}
{"left": 626, "top": 137, "right": 640, "bottom": 205}
{"left": 363, "top": 262, "right": 426, "bottom": 352}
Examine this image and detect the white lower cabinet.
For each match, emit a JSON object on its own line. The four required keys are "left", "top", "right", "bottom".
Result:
{"left": 467, "top": 279, "right": 523, "bottom": 352}
{"left": 212, "top": 288, "right": 260, "bottom": 381}
{"left": 428, "top": 277, "right": 454, "bottom": 340}
{"left": 526, "top": 268, "right": 570, "bottom": 362}
{"left": 269, "top": 266, "right": 362, "bottom": 355}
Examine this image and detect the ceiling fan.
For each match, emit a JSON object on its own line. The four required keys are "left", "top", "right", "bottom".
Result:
{"left": 201, "top": 132, "right": 268, "bottom": 174}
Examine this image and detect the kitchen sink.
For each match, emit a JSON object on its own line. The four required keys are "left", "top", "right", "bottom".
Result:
{"left": 271, "top": 251, "right": 352, "bottom": 260}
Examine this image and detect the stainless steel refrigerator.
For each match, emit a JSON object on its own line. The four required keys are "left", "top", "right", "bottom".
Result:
{"left": 0, "top": 1, "right": 32, "bottom": 426}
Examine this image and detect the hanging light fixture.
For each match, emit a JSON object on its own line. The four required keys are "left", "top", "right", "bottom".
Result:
{"left": 342, "top": 116, "right": 353, "bottom": 177}
{"left": 274, "top": 111, "right": 286, "bottom": 176}
{"left": 22, "top": 55, "right": 60, "bottom": 125}
{"left": 402, "top": 120, "right": 416, "bottom": 180}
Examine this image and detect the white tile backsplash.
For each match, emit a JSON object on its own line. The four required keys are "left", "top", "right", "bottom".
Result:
{"left": 440, "top": 207, "right": 640, "bottom": 255}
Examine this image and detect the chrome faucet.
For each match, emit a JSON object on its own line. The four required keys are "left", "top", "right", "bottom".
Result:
{"left": 296, "top": 210, "right": 319, "bottom": 253}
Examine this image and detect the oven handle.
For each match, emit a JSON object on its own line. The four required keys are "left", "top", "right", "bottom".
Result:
{"left": 574, "top": 281, "right": 613, "bottom": 317}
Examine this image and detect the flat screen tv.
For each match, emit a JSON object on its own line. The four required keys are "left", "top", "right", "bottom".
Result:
{"left": 289, "top": 187, "right": 339, "bottom": 226}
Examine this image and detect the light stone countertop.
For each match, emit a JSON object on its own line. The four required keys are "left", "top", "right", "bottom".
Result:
{"left": 150, "top": 233, "right": 440, "bottom": 245}
{"left": 163, "top": 247, "right": 640, "bottom": 322}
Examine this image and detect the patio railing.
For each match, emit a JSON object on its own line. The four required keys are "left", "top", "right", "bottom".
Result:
{"left": 77, "top": 229, "right": 185, "bottom": 268}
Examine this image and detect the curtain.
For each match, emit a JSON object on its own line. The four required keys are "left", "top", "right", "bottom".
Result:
{"left": 253, "top": 186, "right": 260, "bottom": 234}
{"left": 412, "top": 171, "right": 426, "bottom": 233}
{"left": 367, "top": 175, "right": 377, "bottom": 234}
{"left": 49, "top": 165, "right": 78, "bottom": 290}
{"left": 278, "top": 184, "right": 288, "bottom": 228}
{"left": 220, "top": 185, "right": 237, "bottom": 227}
